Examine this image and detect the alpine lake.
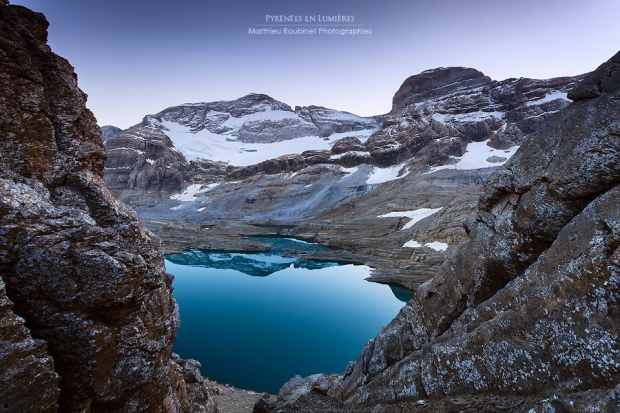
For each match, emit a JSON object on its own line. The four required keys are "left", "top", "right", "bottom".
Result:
{"left": 167, "top": 236, "right": 414, "bottom": 394}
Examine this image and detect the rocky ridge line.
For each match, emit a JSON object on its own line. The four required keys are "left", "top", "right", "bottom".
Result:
{"left": 260, "top": 51, "right": 620, "bottom": 413}
{"left": 103, "top": 68, "right": 582, "bottom": 198}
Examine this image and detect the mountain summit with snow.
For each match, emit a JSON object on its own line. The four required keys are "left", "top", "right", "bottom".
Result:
{"left": 104, "top": 94, "right": 380, "bottom": 192}
{"left": 103, "top": 69, "right": 585, "bottom": 211}
{"left": 143, "top": 93, "right": 378, "bottom": 145}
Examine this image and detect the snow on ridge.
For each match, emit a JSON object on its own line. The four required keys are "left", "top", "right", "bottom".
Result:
{"left": 326, "top": 129, "right": 377, "bottom": 144}
{"left": 525, "top": 91, "right": 569, "bottom": 106}
{"left": 403, "top": 240, "right": 448, "bottom": 251}
{"left": 367, "top": 162, "right": 411, "bottom": 185}
{"left": 319, "top": 109, "right": 377, "bottom": 123}
{"left": 428, "top": 139, "right": 519, "bottom": 173}
{"left": 378, "top": 207, "right": 443, "bottom": 230}
{"left": 330, "top": 151, "right": 368, "bottom": 160}
{"left": 432, "top": 111, "right": 504, "bottom": 123}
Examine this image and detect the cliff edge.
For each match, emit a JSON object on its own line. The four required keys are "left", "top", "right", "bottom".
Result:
{"left": 0, "top": 3, "right": 216, "bottom": 412}
{"left": 263, "top": 51, "right": 620, "bottom": 413}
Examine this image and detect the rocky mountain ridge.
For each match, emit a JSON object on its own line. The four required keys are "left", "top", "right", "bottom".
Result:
{"left": 0, "top": 3, "right": 216, "bottom": 412}
{"left": 103, "top": 67, "right": 582, "bottom": 199}
{"left": 95, "top": 64, "right": 588, "bottom": 311}
{"left": 143, "top": 93, "right": 379, "bottom": 142}
{"left": 259, "top": 50, "right": 620, "bottom": 413}
{"left": 101, "top": 66, "right": 585, "bottom": 296}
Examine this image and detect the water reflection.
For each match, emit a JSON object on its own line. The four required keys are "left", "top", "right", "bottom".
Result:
{"left": 167, "top": 237, "right": 417, "bottom": 393}
{"left": 389, "top": 283, "right": 415, "bottom": 303}
{"left": 167, "top": 250, "right": 342, "bottom": 277}
{"left": 165, "top": 235, "right": 340, "bottom": 278}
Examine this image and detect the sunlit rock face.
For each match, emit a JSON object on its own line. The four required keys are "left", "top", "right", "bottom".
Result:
{"left": 0, "top": 3, "right": 216, "bottom": 412}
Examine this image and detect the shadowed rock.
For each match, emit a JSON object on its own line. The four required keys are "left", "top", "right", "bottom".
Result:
{"left": 0, "top": 3, "right": 217, "bottom": 412}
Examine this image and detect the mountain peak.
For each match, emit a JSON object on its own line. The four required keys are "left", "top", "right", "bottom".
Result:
{"left": 392, "top": 66, "right": 490, "bottom": 111}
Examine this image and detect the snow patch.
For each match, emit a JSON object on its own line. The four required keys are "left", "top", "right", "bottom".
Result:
{"left": 330, "top": 151, "right": 368, "bottom": 160}
{"left": 403, "top": 239, "right": 453, "bottom": 251}
{"left": 326, "top": 129, "right": 377, "bottom": 143}
{"left": 429, "top": 140, "right": 519, "bottom": 172}
{"left": 425, "top": 241, "right": 448, "bottom": 251}
{"left": 378, "top": 207, "right": 443, "bottom": 230}
{"left": 367, "top": 162, "right": 410, "bottom": 185}
{"left": 170, "top": 184, "right": 203, "bottom": 202}
{"left": 526, "top": 91, "right": 569, "bottom": 106}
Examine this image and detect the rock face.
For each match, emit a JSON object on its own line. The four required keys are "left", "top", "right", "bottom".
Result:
{"left": 0, "top": 275, "right": 60, "bottom": 412}
{"left": 276, "top": 50, "right": 620, "bottom": 408}
{"left": 100, "top": 125, "right": 122, "bottom": 141}
{"left": 105, "top": 125, "right": 191, "bottom": 193}
{"left": 364, "top": 67, "right": 583, "bottom": 168}
{"left": 142, "top": 93, "right": 378, "bottom": 143}
{"left": 0, "top": 3, "right": 216, "bottom": 412}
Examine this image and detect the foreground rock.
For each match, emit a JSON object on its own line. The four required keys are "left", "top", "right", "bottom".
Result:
{"left": 0, "top": 3, "right": 216, "bottom": 412}
{"left": 267, "top": 51, "right": 620, "bottom": 411}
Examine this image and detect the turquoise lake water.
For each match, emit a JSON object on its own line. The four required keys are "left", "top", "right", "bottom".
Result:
{"left": 167, "top": 237, "right": 411, "bottom": 394}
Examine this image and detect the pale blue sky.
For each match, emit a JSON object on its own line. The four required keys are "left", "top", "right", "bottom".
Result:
{"left": 11, "top": 0, "right": 620, "bottom": 128}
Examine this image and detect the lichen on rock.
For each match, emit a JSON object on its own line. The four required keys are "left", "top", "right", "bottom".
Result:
{"left": 0, "top": 3, "right": 216, "bottom": 412}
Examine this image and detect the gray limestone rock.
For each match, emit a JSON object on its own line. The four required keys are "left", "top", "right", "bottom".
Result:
{"left": 100, "top": 125, "right": 123, "bottom": 141}
{"left": 0, "top": 3, "right": 217, "bottom": 412}
{"left": 274, "top": 50, "right": 620, "bottom": 411}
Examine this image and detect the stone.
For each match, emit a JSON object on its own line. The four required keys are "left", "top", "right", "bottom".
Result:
{"left": 100, "top": 125, "right": 122, "bottom": 141}
{"left": 270, "top": 50, "right": 620, "bottom": 412}
{"left": 0, "top": 3, "right": 217, "bottom": 412}
{"left": 331, "top": 136, "right": 365, "bottom": 154}
{"left": 252, "top": 397, "right": 275, "bottom": 413}
{"left": 370, "top": 403, "right": 385, "bottom": 413}
{"left": 485, "top": 155, "right": 507, "bottom": 163}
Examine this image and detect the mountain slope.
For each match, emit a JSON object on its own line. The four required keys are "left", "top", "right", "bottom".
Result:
{"left": 265, "top": 50, "right": 620, "bottom": 413}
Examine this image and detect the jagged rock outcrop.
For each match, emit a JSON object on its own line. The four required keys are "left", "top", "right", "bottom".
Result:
{"left": 268, "top": 51, "right": 620, "bottom": 411}
{"left": 0, "top": 275, "right": 60, "bottom": 412}
{"left": 100, "top": 125, "right": 122, "bottom": 141}
{"left": 0, "top": 3, "right": 216, "bottom": 412}
{"left": 105, "top": 125, "right": 191, "bottom": 192}
{"left": 364, "top": 67, "right": 584, "bottom": 168}
{"left": 295, "top": 105, "right": 378, "bottom": 137}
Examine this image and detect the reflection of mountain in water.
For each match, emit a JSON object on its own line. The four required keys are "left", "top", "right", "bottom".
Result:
{"left": 166, "top": 237, "right": 338, "bottom": 277}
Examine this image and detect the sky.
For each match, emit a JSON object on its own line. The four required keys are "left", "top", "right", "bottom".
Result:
{"left": 11, "top": 0, "right": 620, "bottom": 129}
